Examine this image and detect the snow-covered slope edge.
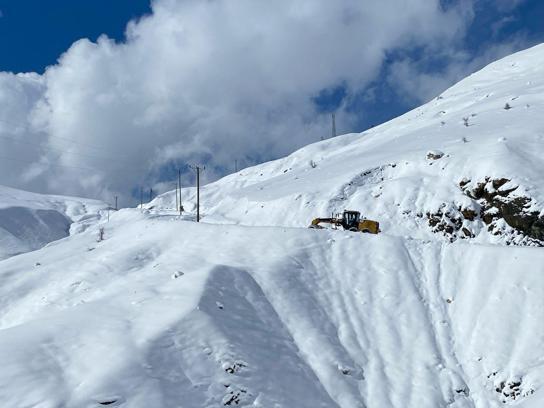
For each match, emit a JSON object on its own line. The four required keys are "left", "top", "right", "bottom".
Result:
{"left": 0, "top": 211, "right": 542, "bottom": 407}
{"left": 0, "top": 185, "right": 108, "bottom": 260}
{"left": 151, "top": 44, "right": 544, "bottom": 246}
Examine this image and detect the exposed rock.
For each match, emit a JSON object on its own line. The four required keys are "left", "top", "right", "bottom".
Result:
{"left": 426, "top": 150, "right": 444, "bottom": 160}
{"left": 460, "top": 208, "right": 477, "bottom": 221}
{"left": 494, "top": 378, "right": 534, "bottom": 404}
{"left": 459, "top": 178, "right": 544, "bottom": 245}
{"left": 426, "top": 209, "right": 464, "bottom": 242}
{"left": 223, "top": 361, "right": 247, "bottom": 374}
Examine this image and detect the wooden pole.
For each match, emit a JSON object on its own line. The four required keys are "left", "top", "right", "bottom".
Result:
{"left": 190, "top": 165, "right": 204, "bottom": 222}
{"left": 196, "top": 166, "right": 200, "bottom": 222}
{"left": 178, "top": 169, "right": 182, "bottom": 215}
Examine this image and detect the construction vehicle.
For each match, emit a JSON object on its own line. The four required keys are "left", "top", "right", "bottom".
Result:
{"left": 310, "top": 210, "right": 380, "bottom": 234}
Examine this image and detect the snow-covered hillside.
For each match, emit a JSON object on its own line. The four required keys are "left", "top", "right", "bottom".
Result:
{"left": 152, "top": 44, "right": 544, "bottom": 246}
{"left": 1, "top": 45, "right": 544, "bottom": 408}
{"left": 0, "top": 185, "right": 108, "bottom": 260}
{"left": 1, "top": 212, "right": 542, "bottom": 407}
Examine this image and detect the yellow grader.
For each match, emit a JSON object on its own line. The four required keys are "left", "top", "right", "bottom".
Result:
{"left": 310, "top": 210, "right": 380, "bottom": 234}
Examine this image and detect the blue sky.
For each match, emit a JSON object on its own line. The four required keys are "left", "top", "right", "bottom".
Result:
{"left": 0, "top": 0, "right": 151, "bottom": 73}
{"left": 0, "top": 0, "right": 542, "bottom": 202}
{"left": 1, "top": 0, "right": 542, "bottom": 132}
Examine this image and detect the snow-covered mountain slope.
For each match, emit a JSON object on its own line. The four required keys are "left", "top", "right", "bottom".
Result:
{"left": 0, "top": 185, "right": 108, "bottom": 260}
{"left": 152, "top": 44, "right": 544, "bottom": 246}
{"left": 0, "top": 211, "right": 542, "bottom": 407}
{"left": 1, "top": 45, "right": 544, "bottom": 408}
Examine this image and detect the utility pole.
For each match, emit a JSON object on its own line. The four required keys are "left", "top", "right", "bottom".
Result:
{"left": 114, "top": 196, "right": 118, "bottom": 211}
{"left": 175, "top": 181, "right": 179, "bottom": 213}
{"left": 235, "top": 159, "right": 238, "bottom": 173}
{"left": 178, "top": 168, "right": 182, "bottom": 215}
{"left": 149, "top": 188, "right": 153, "bottom": 202}
{"left": 190, "top": 165, "right": 205, "bottom": 222}
{"left": 332, "top": 112, "right": 337, "bottom": 138}
{"left": 140, "top": 187, "right": 143, "bottom": 210}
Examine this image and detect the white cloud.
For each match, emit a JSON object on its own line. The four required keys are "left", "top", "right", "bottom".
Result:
{"left": 0, "top": 0, "right": 475, "bottom": 202}
{"left": 386, "top": 38, "right": 530, "bottom": 104}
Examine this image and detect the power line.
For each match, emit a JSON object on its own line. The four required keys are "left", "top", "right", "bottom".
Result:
{"left": 0, "top": 153, "right": 108, "bottom": 172}
{"left": 0, "top": 132, "right": 132, "bottom": 163}
{"left": 0, "top": 117, "right": 130, "bottom": 154}
{"left": 0, "top": 151, "right": 144, "bottom": 174}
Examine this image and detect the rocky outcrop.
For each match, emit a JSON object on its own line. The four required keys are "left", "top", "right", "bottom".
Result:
{"left": 459, "top": 177, "right": 544, "bottom": 246}
{"left": 422, "top": 178, "right": 543, "bottom": 246}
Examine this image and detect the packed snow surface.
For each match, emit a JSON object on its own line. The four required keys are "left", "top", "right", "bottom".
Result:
{"left": 1, "top": 45, "right": 544, "bottom": 407}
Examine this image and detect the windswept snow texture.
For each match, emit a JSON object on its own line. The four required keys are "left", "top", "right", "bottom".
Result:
{"left": 0, "top": 213, "right": 542, "bottom": 407}
{"left": 0, "top": 185, "right": 108, "bottom": 260}
{"left": 1, "top": 45, "right": 544, "bottom": 407}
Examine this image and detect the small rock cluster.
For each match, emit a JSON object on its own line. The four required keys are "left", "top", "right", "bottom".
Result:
{"left": 221, "top": 360, "right": 250, "bottom": 406}
{"left": 494, "top": 378, "right": 534, "bottom": 403}
{"left": 422, "top": 202, "right": 477, "bottom": 243}
{"left": 222, "top": 389, "right": 247, "bottom": 406}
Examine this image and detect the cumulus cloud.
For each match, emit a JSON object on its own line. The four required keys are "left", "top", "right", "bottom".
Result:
{"left": 0, "top": 0, "right": 477, "bottom": 203}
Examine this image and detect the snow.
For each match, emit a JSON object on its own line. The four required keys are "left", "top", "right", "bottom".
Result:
{"left": 149, "top": 44, "right": 544, "bottom": 245}
{"left": 0, "top": 213, "right": 542, "bottom": 407}
{"left": 0, "top": 185, "right": 108, "bottom": 260}
{"left": 1, "top": 44, "right": 544, "bottom": 407}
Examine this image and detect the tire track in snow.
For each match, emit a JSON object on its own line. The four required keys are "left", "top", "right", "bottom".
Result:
{"left": 403, "top": 239, "right": 475, "bottom": 407}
